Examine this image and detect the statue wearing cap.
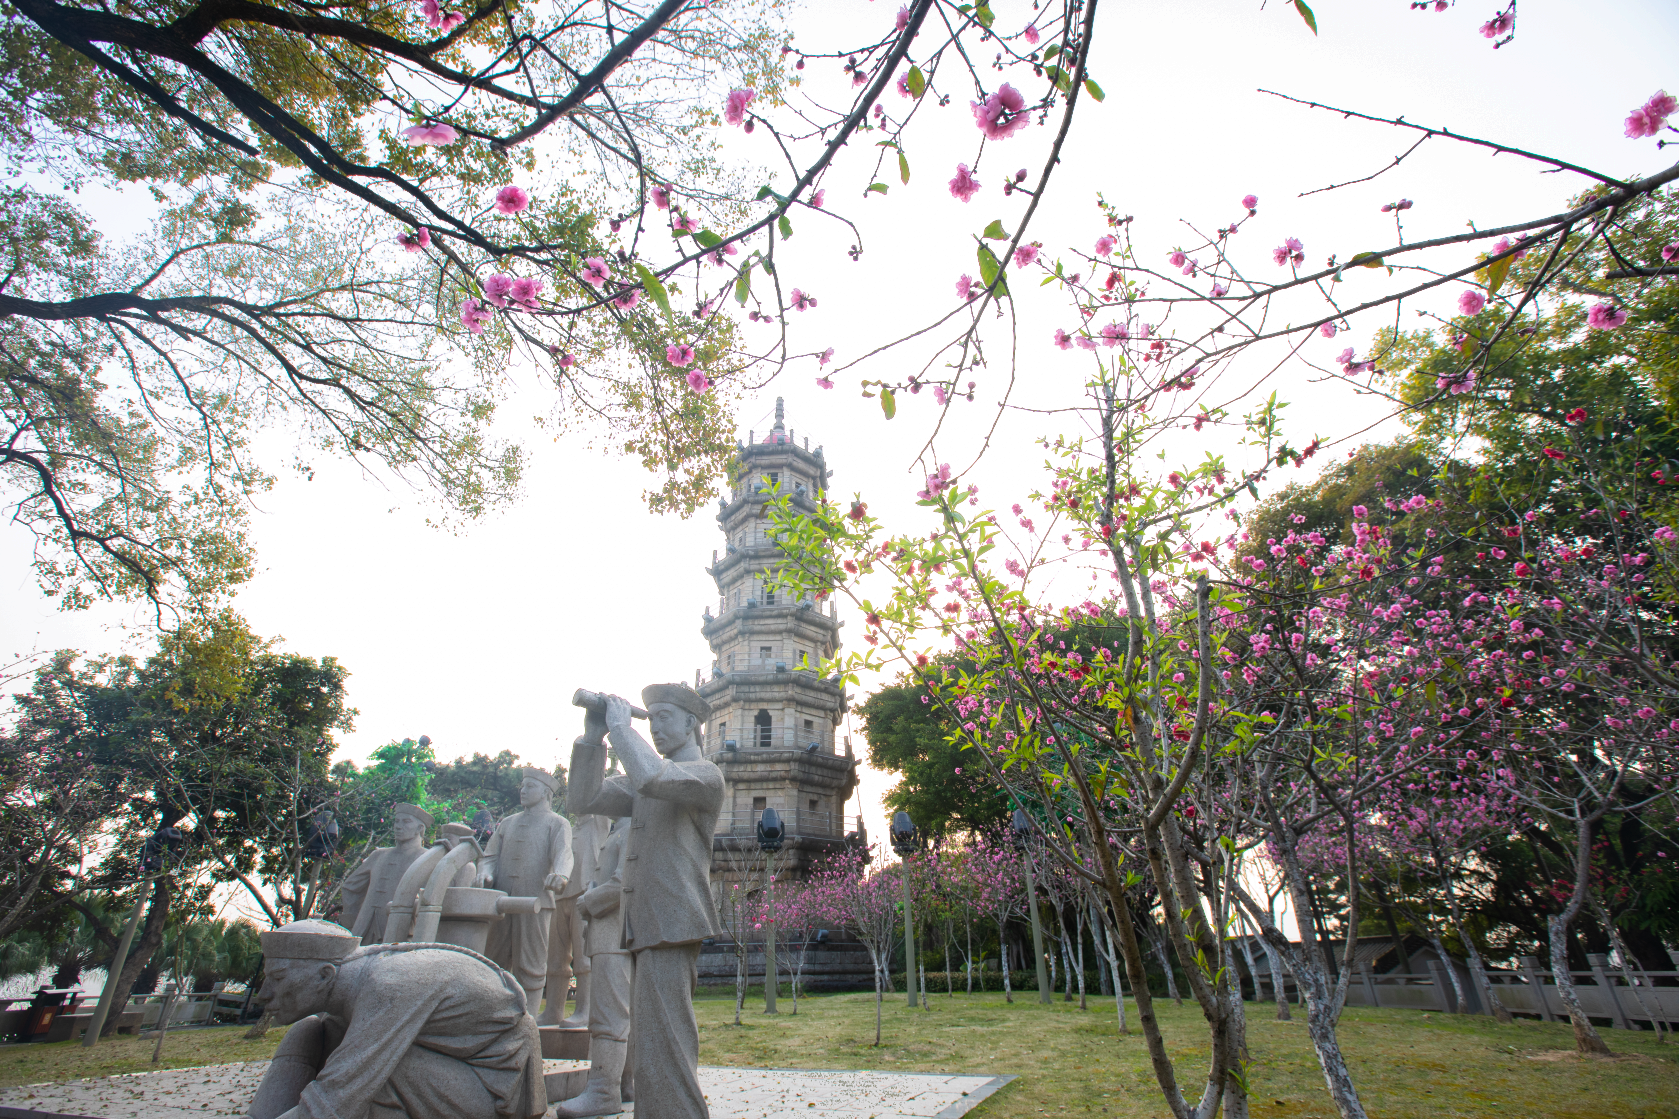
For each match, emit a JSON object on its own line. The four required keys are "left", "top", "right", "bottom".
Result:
{"left": 476, "top": 767, "right": 573, "bottom": 1014}
{"left": 246, "top": 919, "right": 545, "bottom": 1119}
{"left": 567, "top": 684, "right": 724, "bottom": 1119}
{"left": 340, "top": 804, "right": 434, "bottom": 944}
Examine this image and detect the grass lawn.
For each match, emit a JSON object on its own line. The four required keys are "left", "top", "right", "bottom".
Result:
{"left": 692, "top": 989, "right": 1677, "bottom": 1119}
{"left": 1, "top": 993, "right": 1672, "bottom": 1119}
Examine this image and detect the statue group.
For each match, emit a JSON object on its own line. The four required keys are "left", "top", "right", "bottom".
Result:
{"left": 247, "top": 684, "right": 723, "bottom": 1119}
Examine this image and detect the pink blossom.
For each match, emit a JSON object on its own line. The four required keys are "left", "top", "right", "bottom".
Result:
{"left": 437, "top": 10, "right": 463, "bottom": 31}
{"left": 948, "top": 163, "right": 981, "bottom": 202}
{"left": 666, "top": 343, "right": 696, "bottom": 367}
{"left": 791, "top": 288, "right": 816, "bottom": 312}
{"left": 1023, "top": 24, "right": 1040, "bottom": 45}
{"left": 612, "top": 288, "right": 640, "bottom": 310}
{"left": 816, "top": 376, "right": 834, "bottom": 390}
{"left": 1320, "top": 321, "right": 1338, "bottom": 338}
{"left": 811, "top": 188, "right": 826, "bottom": 208}
{"left": 896, "top": 5, "right": 910, "bottom": 31}
{"left": 1136, "top": 322, "right": 1151, "bottom": 339}
{"left": 400, "top": 122, "right": 459, "bottom": 146}
{"left": 1273, "top": 237, "right": 1303, "bottom": 266}
{"left": 1458, "top": 289, "right": 1487, "bottom": 316}
{"left": 1076, "top": 335, "right": 1098, "bottom": 351}
{"left": 420, "top": 0, "right": 439, "bottom": 25}
{"left": 1337, "top": 347, "right": 1356, "bottom": 366}
{"left": 651, "top": 185, "right": 671, "bottom": 210}
{"left": 1479, "top": 10, "right": 1513, "bottom": 38}
{"left": 1168, "top": 250, "right": 1187, "bottom": 269}
{"left": 1095, "top": 234, "right": 1116, "bottom": 256}
{"left": 971, "top": 83, "right": 1029, "bottom": 141}
{"left": 1662, "top": 243, "right": 1679, "bottom": 262}
{"left": 1210, "top": 283, "right": 1227, "bottom": 297}
{"left": 459, "top": 297, "right": 492, "bottom": 334}
{"left": 482, "top": 273, "right": 513, "bottom": 308}
{"left": 1625, "top": 91, "right": 1676, "bottom": 138}
{"left": 1053, "top": 328, "right": 1073, "bottom": 350}
{"left": 933, "top": 385, "right": 948, "bottom": 405}
{"left": 1013, "top": 244, "right": 1039, "bottom": 268}
{"left": 685, "top": 369, "right": 711, "bottom": 394}
{"left": 1241, "top": 194, "right": 1258, "bottom": 210}
{"left": 493, "top": 185, "right": 529, "bottom": 215}
{"left": 509, "top": 276, "right": 543, "bottom": 309}
{"left": 1586, "top": 302, "right": 1628, "bottom": 330}
{"left": 557, "top": 351, "right": 576, "bottom": 369}
{"left": 895, "top": 70, "right": 912, "bottom": 98}
{"left": 820, "top": 347, "right": 835, "bottom": 366}
{"left": 397, "top": 226, "right": 431, "bottom": 252}
{"left": 955, "top": 274, "right": 975, "bottom": 301}
{"left": 1100, "top": 322, "right": 1127, "bottom": 347}
{"left": 725, "top": 88, "right": 756, "bottom": 126}
{"left": 673, "top": 211, "right": 700, "bottom": 234}
{"left": 580, "top": 257, "right": 611, "bottom": 287}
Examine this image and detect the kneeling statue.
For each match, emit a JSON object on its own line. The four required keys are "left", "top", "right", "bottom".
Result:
{"left": 247, "top": 919, "right": 546, "bottom": 1119}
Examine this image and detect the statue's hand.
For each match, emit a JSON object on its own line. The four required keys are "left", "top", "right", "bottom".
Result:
{"left": 474, "top": 865, "right": 495, "bottom": 889}
{"left": 544, "top": 872, "right": 568, "bottom": 895}
{"left": 582, "top": 705, "right": 608, "bottom": 745}
{"left": 604, "top": 694, "right": 634, "bottom": 734}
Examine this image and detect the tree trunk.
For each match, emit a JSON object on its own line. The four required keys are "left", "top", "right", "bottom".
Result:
{"left": 1153, "top": 925, "right": 1182, "bottom": 1005}
{"left": 734, "top": 940, "right": 745, "bottom": 1027}
{"left": 1093, "top": 900, "right": 1126, "bottom": 1032}
{"left": 872, "top": 950, "right": 883, "bottom": 1046}
{"left": 101, "top": 879, "right": 170, "bottom": 1038}
{"left": 1075, "top": 906, "right": 1088, "bottom": 1011}
{"left": 1428, "top": 933, "right": 1470, "bottom": 1014}
{"left": 1549, "top": 914, "right": 1612, "bottom": 1055}
{"left": 1000, "top": 917, "right": 1013, "bottom": 1003}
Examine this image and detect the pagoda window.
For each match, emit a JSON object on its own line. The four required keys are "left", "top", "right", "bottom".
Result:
{"left": 755, "top": 709, "right": 772, "bottom": 748}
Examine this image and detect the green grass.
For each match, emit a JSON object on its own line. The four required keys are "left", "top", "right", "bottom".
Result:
{"left": 0, "top": 1024, "right": 292, "bottom": 1088}
{"left": 2, "top": 995, "right": 1673, "bottom": 1119}
{"left": 693, "top": 990, "right": 1678, "bottom": 1119}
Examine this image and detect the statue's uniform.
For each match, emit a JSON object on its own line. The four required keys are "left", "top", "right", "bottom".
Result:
{"left": 574, "top": 742, "right": 723, "bottom": 1119}
{"left": 250, "top": 943, "right": 544, "bottom": 1119}
{"left": 579, "top": 820, "right": 631, "bottom": 1043}
{"left": 483, "top": 810, "right": 573, "bottom": 999}
{"left": 546, "top": 813, "right": 606, "bottom": 1018}
{"left": 339, "top": 845, "right": 426, "bottom": 945}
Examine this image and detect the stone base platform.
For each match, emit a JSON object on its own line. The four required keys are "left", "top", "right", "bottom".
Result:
{"left": 0, "top": 1061, "right": 1012, "bottom": 1119}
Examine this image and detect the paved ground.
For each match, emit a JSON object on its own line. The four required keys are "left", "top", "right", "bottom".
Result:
{"left": 0, "top": 1060, "right": 1013, "bottom": 1119}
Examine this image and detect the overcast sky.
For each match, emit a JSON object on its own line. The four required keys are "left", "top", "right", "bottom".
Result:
{"left": 5, "top": 0, "right": 1675, "bottom": 892}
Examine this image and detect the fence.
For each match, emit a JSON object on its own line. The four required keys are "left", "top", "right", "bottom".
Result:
{"left": 1308, "top": 955, "right": 1679, "bottom": 1029}
{"left": 0, "top": 982, "right": 254, "bottom": 1043}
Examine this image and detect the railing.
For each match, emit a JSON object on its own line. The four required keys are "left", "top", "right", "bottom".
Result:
{"left": 713, "top": 808, "right": 844, "bottom": 840}
{"left": 1328, "top": 955, "right": 1679, "bottom": 1028}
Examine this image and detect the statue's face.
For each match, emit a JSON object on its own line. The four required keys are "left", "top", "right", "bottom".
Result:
{"left": 648, "top": 703, "right": 694, "bottom": 756}
{"left": 393, "top": 813, "right": 423, "bottom": 842}
{"left": 255, "top": 959, "right": 338, "bottom": 1025}
{"left": 520, "top": 778, "right": 551, "bottom": 808}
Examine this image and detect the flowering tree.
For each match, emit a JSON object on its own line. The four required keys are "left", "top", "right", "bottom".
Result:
{"left": 805, "top": 847, "right": 902, "bottom": 1046}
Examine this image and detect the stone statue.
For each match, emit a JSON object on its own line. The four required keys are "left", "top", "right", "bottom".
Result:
{"left": 542, "top": 811, "right": 607, "bottom": 1027}
{"left": 245, "top": 919, "right": 545, "bottom": 1119}
{"left": 553, "top": 814, "right": 633, "bottom": 1118}
{"left": 340, "top": 804, "right": 433, "bottom": 944}
{"left": 569, "top": 685, "right": 723, "bottom": 1119}
{"left": 478, "top": 767, "right": 573, "bottom": 1013}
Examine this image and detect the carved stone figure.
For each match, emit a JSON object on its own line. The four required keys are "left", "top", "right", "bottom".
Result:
{"left": 569, "top": 686, "right": 723, "bottom": 1119}
{"left": 542, "top": 812, "right": 607, "bottom": 1027}
{"left": 553, "top": 814, "right": 633, "bottom": 1118}
{"left": 479, "top": 768, "right": 573, "bottom": 1012}
{"left": 245, "top": 919, "right": 544, "bottom": 1119}
{"left": 339, "top": 804, "right": 433, "bottom": 944}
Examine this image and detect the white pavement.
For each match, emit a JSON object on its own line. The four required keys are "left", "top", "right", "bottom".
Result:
{"left": 0, "top": 1061, "right": 1013, "bottom": 1119}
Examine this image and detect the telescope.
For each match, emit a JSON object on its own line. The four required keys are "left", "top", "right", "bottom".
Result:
{"left": 572, "top": 689, "right": 649, "bottom": 720}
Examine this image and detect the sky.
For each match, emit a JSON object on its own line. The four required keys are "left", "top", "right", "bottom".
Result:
{"left": 4, "top": 0, "right": 1677, "bottom": 910}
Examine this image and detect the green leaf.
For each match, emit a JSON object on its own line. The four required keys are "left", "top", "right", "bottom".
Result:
{"left": 778, "top": 214, "right": 793, "bottom": 240}
{"left": 1083, "top": 77, "right": 1105, "bottom": 102}
{"left": 1486, "top": 253, "right": 1511, "bottom": 296}
{"left": 906, "top": 65, "right": 926, "bottom": 99}
{"left": 1044, "top": 65, "right": 1072, "bottom": 94}
{"left": 761, "top": 258, "right": 775, "bottom": 276}
{"left": 868, "top": 182, "right": 889, "bottom": 195}
{"left": 974, "top": 3, "right": 994, "bottom": 28}
{"left": 1426, "top": 680, "right": 1438, "bottom": 707}
{"left": 694, "top": 229, "right": 722, "bottom": 249}
{"left": 734, "top": 268, "right": 751, "bottom": 305}
{"left": 982, "top": 219, "right": 1008, "bottom": 240}
{"left": 1042, "top": 43, "right": 1061, "bottom": 61}
{"left": 898, "top": 151, "right": 911, "bottom": 185}
{"left": 755, "top": 184, "right": 776, "bottom": 201}
{"left": 1294, "top": 0, "right": 1318, "bottom": 34}
{"left": 633, "top": 262, "right": 671, "bottom": 317}
{"left": 1348, "top": 251, "right": 1385, "bottom": 269}
{"left": 880, "top": 387, "right": 897, "bottom": 420}
{"left": 975, "top": 244, "right": 1009, "bottom": 297}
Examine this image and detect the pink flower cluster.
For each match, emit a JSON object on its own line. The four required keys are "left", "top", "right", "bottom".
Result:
{"left": 948, "top": 163, "right": 980, "bottom": 202}
{"left": 666, "top": 343, "right": 695, "bottom": 367}
{"left": 1479, "top": 8, "right": 1513, "bottom": 39}
{"left": 482, "top": 273, "right": 543, "bottom": 310}
{"left": 1458, "top": 289, "right": 1486, "bottom": 316}
{"left": 1380, "top": 198, "right": 1413, "bottom": 213}
{"left": 419, "top": 0, "right": 464, "bottom": 32}
{"left": 1273, "top": 237, "right": 1304, "bottom": 267}
{"left": 459, "top": 297, "right": 491, "bottom": 334}
{"left": 400, "top": 122, "right": 458, "bottom": 146}
{"left": 1624, "top": 90, "right": 1676, "bottom": 139}
{"left": 1587, "top": 302, "right": 1628, "bottom": 330}
{"left": 725, "top": 88, "right": 756, "bottom": 127}
{"left": 493, "top": 185, "right": 529, "bottom": 215}
{"left": 917, "top": 463, "right": 954, "bottom": 500}
{"left": 971, "top": 84, "right": 1029, "bottom": 141}
{"left": 397, "top": 227, "right": 430, "bottom": 252}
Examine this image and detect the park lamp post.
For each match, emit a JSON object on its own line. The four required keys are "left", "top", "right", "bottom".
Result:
{"left": 756, "top": 807, "right": 785, "bottom": 1013}
{"left": 1011, "top": 809, "right": 1053, "bottom": 1005}
{"left": 890, "top": 811, "right": 919, "bottom": 1008}
{"left": 83, "top": 825, "right": 183, "bottom": 1047}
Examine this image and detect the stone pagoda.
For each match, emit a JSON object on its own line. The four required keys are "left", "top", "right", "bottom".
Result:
{"left": 697, "top": 398, "right": 861, "bottom": 880}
